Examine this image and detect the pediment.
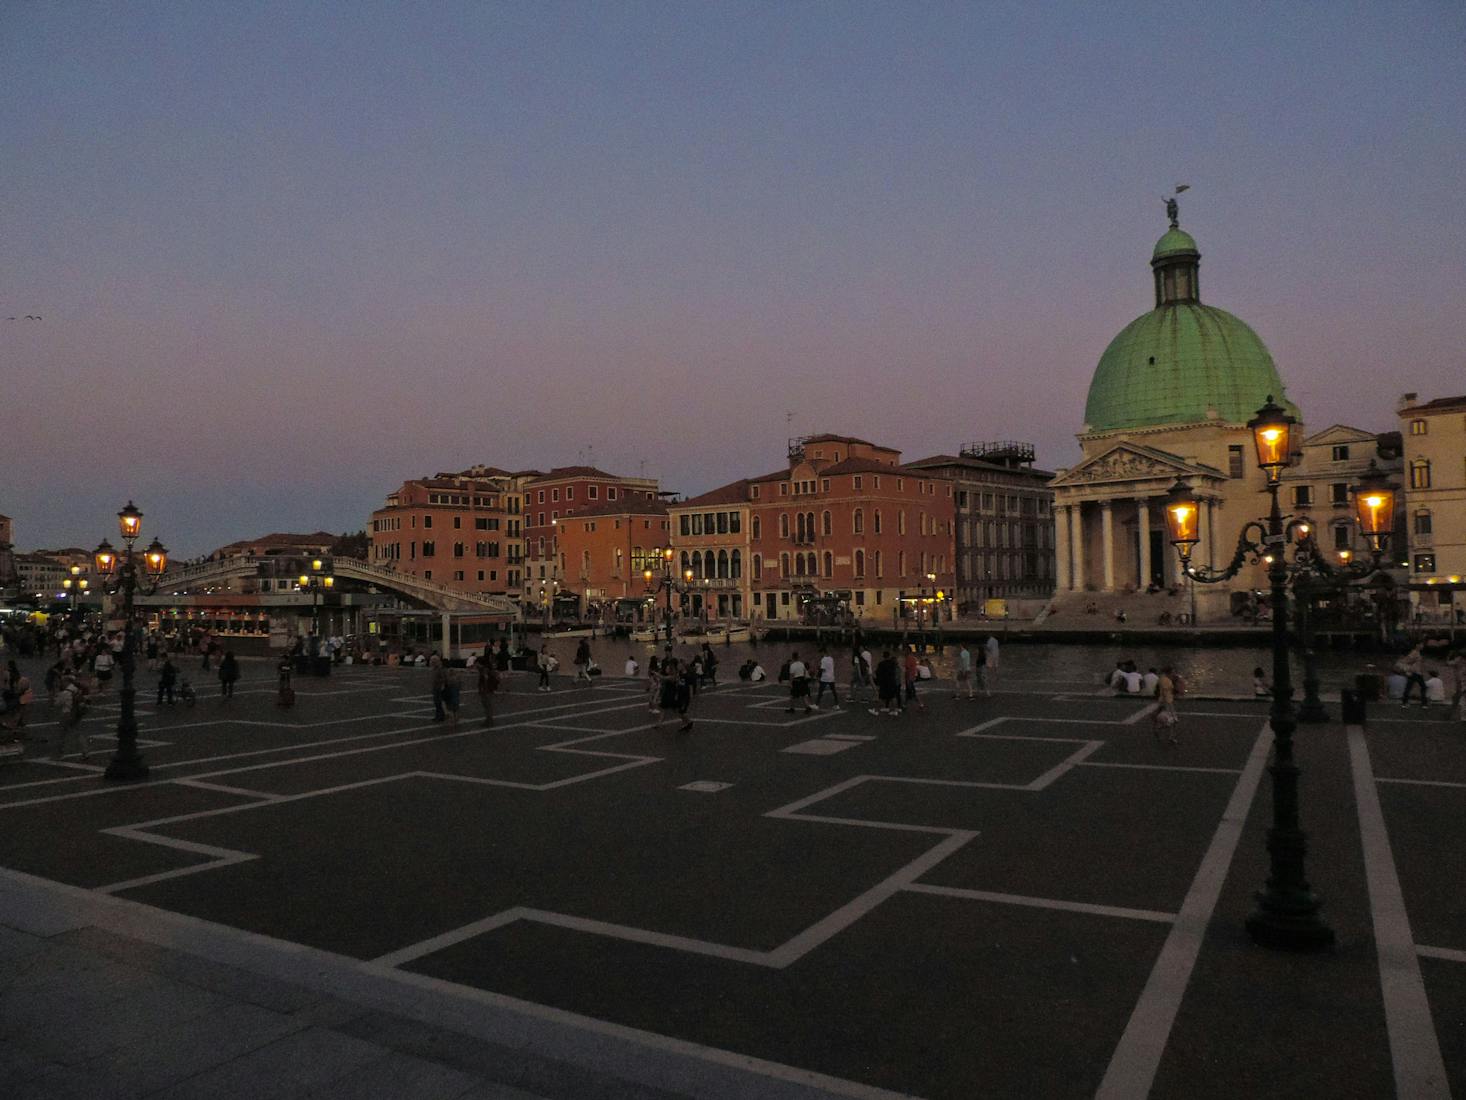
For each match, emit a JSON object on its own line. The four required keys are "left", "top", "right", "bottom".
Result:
{"left": 1301, "top": 424, "right": 1377, "bottom": 447}
{"left": 1049, "top": 443, "right": 1217, "bottom": 488}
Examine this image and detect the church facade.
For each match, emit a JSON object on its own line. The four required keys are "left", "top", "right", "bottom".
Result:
{"left": 1049, "top": 208, "right": 1299, "bottom": 622}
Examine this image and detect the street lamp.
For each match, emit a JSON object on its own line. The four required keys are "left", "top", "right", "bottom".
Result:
{"left": 91, "top": 502, "right": 167, "bottom": 782}
{"left": 1164, "top": 399, "right": 1397, "bottom": 951}
{"left": 641, "top": 547, "right": 687, "bottom": 644}
{"left": 62, "top": 565, "right": 90, "bottom": 616}
{"left": 297, "top": 557, "right": 334, "bottom": 638}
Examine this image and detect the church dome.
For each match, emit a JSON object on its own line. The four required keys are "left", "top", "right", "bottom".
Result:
{"left": 1083, "top": 219, "right": 1296, "bottom": 433}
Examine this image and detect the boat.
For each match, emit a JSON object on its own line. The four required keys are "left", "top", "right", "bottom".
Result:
{"left": 678, "top": 623, "right": 753, "bottom": 645}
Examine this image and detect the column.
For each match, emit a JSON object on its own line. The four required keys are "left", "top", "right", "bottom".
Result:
{"left": 1203, "top": 499, "right": 1217, "bottom": 570}
{"left": 1136, "top": 497, "right": 1152, "bottom": 589}
{"left": 1101, "top": 501, "right": 1116, "bottom": 591}
{"left": 1055, "top": 504, "right": 1072, "bottom": 591}
{"left": 1073, "top": 504, "right": 1084, "bottom": 595}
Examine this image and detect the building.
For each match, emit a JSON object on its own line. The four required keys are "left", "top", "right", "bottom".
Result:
{"left": 521, "top": 467, "right": 660, "bottom": 612}
{"left": 210, "top": 532, "right": 339, "bottom": 560}
{"left": 905, "top": 443, "right": 1056, "bottom": 614}
{"left": 369, "top": 469, "right": 526, "bottom": 598}
{"left": 552, "top": 497, "right": 672, "bottom": 621}
{"left": 1398, "top": 392, "right": 1466, "bottom": 622}
{"left": 14, "top": 552, "right": 68, "bottom": 599}
{"left": 667, "top": 481, "right": 753, "bottom": 622}
{"left": 1049, "top": 203, "right": 1300, "bottom": 622}
{"left": 0, "top": 514, "right": 15, "bottom": 592}
{"left": 1277, "top": 426, "right": 1405, "bottom": 564}
{"left": 702, "top": 434, "right": 958, "bottom": 623}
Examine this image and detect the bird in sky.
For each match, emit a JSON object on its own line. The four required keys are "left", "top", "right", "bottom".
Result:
{"left": 24, "top": 315, "right": 41, "bottom": 320}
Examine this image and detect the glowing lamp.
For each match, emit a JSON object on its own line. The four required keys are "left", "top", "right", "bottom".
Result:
{"left": 1350, "top": 461, "right": 1397, "bottom": 551}
{"left": 117, "top": 501, "right": 143, "bottom": 541}
{"left": 299, "top": 574, "right": 310, "bottom": 587}
{"left": 1338, "top": 550, "right": 1353, "bottom": 564}
{"left": 664, "top": 548, "right": 675, "bottom": 561}
{"left": 69, "top": 564, "right": 82, "bottom": 578}
{"left": 94, "top": 541, "right": 117, "bottom": 576}
{"left": 312, "top": 558, "right": 324, "bottom": 572}
{"left": 1247, "top": 397, "right": 1295, "bottom": 484}
{"left": 643, "top": 569, "right": 653, "bottom": 583}
{"left": 683, "top": 569, "right": 693, "bottom": 583}
{"left": 322, "top": 576, "right": 334, "bottom": 588}
{"left": 1163, "top": 479, "right": 1201, "bottom": 561}
{"left": 62, "top": 578, "right": 73, "bottom": 591}
{"left": 144, "top": 539, "right": 168, "bottom": 576}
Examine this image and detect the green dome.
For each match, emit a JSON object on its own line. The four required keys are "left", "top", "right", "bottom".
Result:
{"left": 1152, "top": 228, "right": 1198, "bottom": 259}
{"left": 1083, "top": 303, "right": 1296, "bottom": 433}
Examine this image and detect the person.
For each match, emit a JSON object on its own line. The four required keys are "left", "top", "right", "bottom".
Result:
{"left": 1142, "top": 667, "right": 1160, "bottom": 697}
{"left": 956, "top": 642, "right": 974, "bottom": 700}
{"left": 477, "top": 658, "right": 500, "bottom": 728}
{"left": 624, "top": 653, "right": 639, "bottom": 679}
{"left": 495, "top": 638, "right": 511, "bottom": 672}
{"left": 178, "top": 676, "right": 197, "bottom": 706}
{"left": 848, "top": 645, "right": 869, "bottom": 703}
{"left": 748, "top": 661, "right": 767, "bottom": 682}
{"left": 1252, "top": 666, "right": 1270, "bottom": 697}
{"left": 429, "top": 653, "right": 448, "bottom": 721}
{"left": 738, "top": 658, "right": 755, "bottom": 682}
{"left": 276, "top": 655, "right": 295, "bottom": 709}
{"left": 51, "top": 676, "right": 89, "bottom": 760}
{"left": 902, "top": 648, "right": 925, "bottom": 712}
{"left": 1447, "top": 650, "right": 1466, "bottom": 717}
{"left": 442, "top": 664, "right": 461, "bottom": 729}
{"left": 646, "top": 654, "right": 662, "bottom": 712}
{"left": 573, "top": 639, "right": 593, "bottom": 686}
{"left": 870, "top": 650, "right": 902, "bottom": 716}
{"left": 816, "top": 647, "right": 839, "bottom": 708}
{"left": 1425, "top": 670, "right": 1445, "bottom": 705}
{"left": 7, "top": 673, "right": 34, "bottom": 730}
{"left": 1386, "top": 670, "right": 1407, "bottom": 701}
{"left": 654, "top": 656, "right": 680, "bottom": 726}
{"left": 145, "top": 634, "right": 160, "bottom": 672}
{"left": 1154, "top": 667, "right": 1179, "bottom": 744}
{"left": 93, "top": 647, "right": 114, "bottom": 693}
{"left": 675, "top": 658, "right": 696, "bottom": 732}
{"left": 688, "top": 654, "right": 703, "bottom": 695}
{"left": 985, "top": 634, "right": 1000, "bottom": 684}
{"left": 785, "top": 652, "right": 813, "bottom": 714}
{"left": 156, "top": 658, "right": 178, "bottom": 706}
{"left": 536, "top": 646, "right": 553, "bottom": 693}
{"left": 218, "top": 650, "right": 240, "bottom": 700}
{"left": 701, "top": 643, "right": 718, "bottom": 688}
{"left": 1398, "top": 645, "right": 1428, "bottom": 708}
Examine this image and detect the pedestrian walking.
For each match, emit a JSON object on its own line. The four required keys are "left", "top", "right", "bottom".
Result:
{"left": 848, "top": 645, "right": 869, "bottom": 703}
{"left": 654, "top": 656, "right": 680, "bottom": 726}
{"left": 50, "top": 677, "right": 90, "bottom": 760}
{"left": 536, "top": 647, "right": 554, "bottom": 692}
{"left": 218, "top": 651, "right": 240, "bottom": 700}
{"left": 477, "top": 658, "right": 500, "bottom": 728}
{"left": 676, "top": 659, "right": 696, "bottom": 732}
{"left": 785, "top": 652, "right": 813, "bottom": 714}
{"left": 442, "top": 665, "right": 461, "bottom": 729}
{"left": 985, "top": 634, "right": 1000, "bottom": 685}
{"left": 956, "top": 643, "right": 975, "bottom": 700}
{"left": 700, "top": 644, "right": 718, "bottom": 688}
{"left": 573, "top": 639, "right": 593, "bottom": 686}
{"left": 1397, "top": 645, "right": 1428, "bottom": 708}
{"left": 816, "top": 647, "right": 839, "bottom": 708}
{"left": 1153, "top": 667, "right": 1179, "bottom": 744}
{"left": 93, "top": 648, "right": 115, "bottom": 693}
{"left": 156, "top": 658, "right": 178, "bottom": 706}
{"left": 429, "top": 653, "right": 448, "bottom": 721}
{"left": 903, "top": 648, "right": 926, "bottom": 712}
{"left": 975, "top": 643, "right": 991, "bottom": 697}
{"left": 276, "top": 655, "right": 295, "bottom": 708}
{"left": 870, "top": 651, "right": 902, "bottom": 716}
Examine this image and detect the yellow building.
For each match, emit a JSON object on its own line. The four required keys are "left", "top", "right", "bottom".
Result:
{"left": 1398, "top": 393, "right": 1466, "bottom": 623}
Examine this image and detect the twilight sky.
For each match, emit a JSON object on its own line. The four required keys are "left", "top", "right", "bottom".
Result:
{"left": 3, "top": 1, "right": 1464, "bottom": 557}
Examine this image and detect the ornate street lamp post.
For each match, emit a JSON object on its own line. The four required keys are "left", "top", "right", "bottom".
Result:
{"left": 92, "top": 502, "right": 168, "bottom": 782}
{"left": 1164, "top": 401, "right": 1397, "bottom": 951}
{"left": 62, "top": 565, "right": 90, "bottom": 616}
{"left": 641, "top": 547, "right": 686, "bottom": 645}
{"left": 296, "top": 558, "right": 334, "bottom": 637}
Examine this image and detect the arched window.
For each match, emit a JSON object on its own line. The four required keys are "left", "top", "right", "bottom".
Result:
{"left": 898, "top": 550, "right": 906, "bottom": 576}
{"left": 691, "top": 550, "right": 703, "bottom": 578}
{"left": 1414, "top": 509, "right": 1433, "bottom": 535}
{"left": 731, "top": 549, "right": 742, "bottom": 578}
{"left": 581, "top": 549, "right": 591, "bottom": 575}
{"left": 794, "top": 554, "right": 805, "bottom": 577}
{"left": 752, "top": 516, "right": 761, "bottom": 540}
{"left": 823, "top": 551, "right": 833, "bottom": 577}
{"left": 853, "top": 509, "right": 864, "bottom": 535}
{"left": 898, "top": 511, "right": 906, "bottom": 535}
{"left": 717, "top": 549, "right": 729, "bottom": 578}
{"left": 874, "top": 550, "right": 883, "bottom": 577}
{"left": 806, "top": 512, "right": 816, "bottom": 540}
{"left": 752, "top": 553, "right": 762, "bottom": 581}
{"left": 780, "top": 513, "right": 790, "bottom": 538}
{"left": 1411, "top": 460, "right": 1432, "bottom": 489}
{"left": 780, "top": 552, "right": 790, "bottom": 576}
{"left": 796, "top": 512, "right": 806, "bottom": 541}
{"left": 854, "top": 549, "right": 865, "bottom": 576}
{"left": 874, "top": 510, "right": 882, "bottom": 534}
{"left": 822, "top": 510, "right": 832, "bottom": 537}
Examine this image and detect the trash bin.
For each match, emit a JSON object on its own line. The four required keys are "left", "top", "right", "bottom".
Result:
{"left": 1355, "top": 673, "right": 1381, "bottom": 702}
{"left": 1341, "top": 688, "right": 1366, "bottom": 725}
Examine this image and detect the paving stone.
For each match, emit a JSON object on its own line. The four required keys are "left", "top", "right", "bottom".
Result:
{"left": 298, "top": 1049, "right": 482, "bottom": 1098}
{"left": 147, "top": 1026, "right": 387, "bottom": 1100}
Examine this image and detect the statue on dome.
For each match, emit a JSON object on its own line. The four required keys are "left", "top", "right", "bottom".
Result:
{"left": 1164, "top": 195, "right": 1179, "bottom": 228}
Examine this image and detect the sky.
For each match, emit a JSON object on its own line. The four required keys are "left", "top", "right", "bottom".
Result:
{"left": 3, "top": 1, "right": 1464, "bottom": 557}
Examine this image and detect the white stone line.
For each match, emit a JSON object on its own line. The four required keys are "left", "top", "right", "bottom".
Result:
{"left": 170, "top": 778, "right": 287, "bottom": 800}
{"left": 1417, "top": 945, "right": 1466, "bottom": 964}
{"left": 1080, "top": 761, "right": 1244, "bottom": 776}
{"left": 25, "top": 757, "right": 107, "bottom": 773}
{"left": 957, "top": 716, "right": 1010, "bottom": 734}
{"left": 1026, "top": 741, "right": 1105, "bottom": 791}
{"left": 0, "top": 867, "right": 919, "bottom": 1100}
{"left": 1347, "top": 724, "right": 1450, "bottom": 1098}
{"left": 1095, "top": 721, "right": 1272, "bottom": 1100}
{"left": 1122, "top": 703, "right": 1161, "bottom": 725}
{"left": 1376, "top": 776, "right": 1466, "bottom": 790}
{"left": 902, "top": 882, "right": 1177, "bottom": 924}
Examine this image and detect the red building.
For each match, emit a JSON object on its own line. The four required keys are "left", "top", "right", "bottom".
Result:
{"left": 551, "top": 498, "right": 671, "bottom": 621}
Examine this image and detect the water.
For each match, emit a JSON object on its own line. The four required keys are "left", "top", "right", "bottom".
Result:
{"left": 528, "top": 631, "right": 1391, "bottom": 695}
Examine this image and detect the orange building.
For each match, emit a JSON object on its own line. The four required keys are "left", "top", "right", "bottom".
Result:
{"left": 551, "top": 498, "right": 672, "bottom": 620}
{"left": 521, "top": 466, "right": 659, "bottom": 611}
{"left": 661, "top": 434, "right": 956, "bottom": 624}
{"left": 369, "top": 468, "right": 526, "bottom": 597}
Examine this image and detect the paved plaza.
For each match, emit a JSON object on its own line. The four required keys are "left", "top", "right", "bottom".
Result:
{"left": 0, "top": 661, "right": 1462, "bottom": 1098}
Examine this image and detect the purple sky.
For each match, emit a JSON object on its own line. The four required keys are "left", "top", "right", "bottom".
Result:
{"left": 4, "top": 2, "right": 1464, "bottom": 557}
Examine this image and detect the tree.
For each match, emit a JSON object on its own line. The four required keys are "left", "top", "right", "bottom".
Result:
{"left": 330, "top": 530, "right": 369, "bottom": 558}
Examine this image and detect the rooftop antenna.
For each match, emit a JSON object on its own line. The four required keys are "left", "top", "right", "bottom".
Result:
{"left": 586, "top": 444, "right": 596, "bottom": 469}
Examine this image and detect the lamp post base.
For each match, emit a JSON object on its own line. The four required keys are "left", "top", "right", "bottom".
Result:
{"left": 104, "top": 755, "right": 150, "bottom": 783}
{"left": 1296, "top": 700, "right": 1330, "bottom": 724}
{"left": 1245, "top": 904, "right": 1335, "bottom": 951}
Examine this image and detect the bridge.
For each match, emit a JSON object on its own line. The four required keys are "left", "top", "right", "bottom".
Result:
{"left": 157, "top": 556, "right": 520, "bottom": 617}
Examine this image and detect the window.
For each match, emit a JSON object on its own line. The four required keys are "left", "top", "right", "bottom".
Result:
{"left": 853, "top": 475, "right": 862, "bottom": 490}
{"left": 453, "top": 570, "right": 464, "bottom": 581}
{"left": 751, "top": 486, "right": 760, "bottom": 499}
{"left": 717, "top": 512, "right": 729, "bottom": 535}
{"left": 898, "top": 511, "right": 906, "bottom": 535}
{"left": 730, "top": 513, "right": 741, "bottom": 533}
{"left": 423, "top": 570, "right": 432, "bottom": 580}
{"left": 1228, "top": 445, "right": 1244, "bottom": 479}
{"left": 1414, "top": 510, "right": 1432, "bottom": 535}
{"left": 1331, "top": 445, "right": 1350, "bottom": 461}
{"left": 854, "top": 549, "right": 865, "bottom": 576}
{"left": 821, "top": 479, "right": 830, "bottom": 493}
{"left": 730, "top": 550, "right": 741, "bottom": 579}
{"left": 475, "top": 517, "right": 489, "bottom": 530}
{"left": 1293, "top": 486, "right": 1313, "bottom": 507}
{"left": 1410, "top": 419, "right": 1427, "bottom": 436}
{"left": 717, "top": 549, "right": 729, "bottom": 578}
{"left": 422, "top": 540, "right": 436, "bottom": 557}
{"left": 691, "top": 514, "right": 703, "bottom": 535}
{"left": 477, "top": 570, "right": 485, "bottom": 582}
{"left": 680, "top": 515, "right": 690, "bottom": 537}
{"left": 588, "top": 486, "right": 597, "bottom": 499}
{"left": 566, "top": 487, "right": 574, "bottom": 500}
{"left": 537, "top": 490, "right": 545, "bottom": 503}
{"left": 853, "top": 509, "right": 864, "bottom": 535}
{"left": 453, "top": 542, "right": 464, "bottom": 558}
{"left": 780, "top": 552, "right": 790, "bottom": 576}
{"left": 1411, "top": 460, "right": 1432, "bottom": 489}
{"left": 1333, "top": 525, "right": 1350, "bottom": 550}
{"left": 823, "top": 551, "right": 833, "bottom": 577}
{"left": 752, "top": 516, "right": 761, "bottom": 539}
{"left": 779, "top": 513, "right": 790, "bottom": 538}
{"left": 897, "top": 550, "right": 906, "bottom": 576}
{"left": 1414, "top": 553, "right": 1436, "bottom": 574}
{"left": 752, "top": 554, "right": 762, "bottom": 581}
{"left": 607, "top": 487, "right": 617, "bottom": 500}
{"left": 779, "top": 483, "right": 789, "bottom": 496}
{"left": 1330, "top": 483, "right": 1349, "bottom": 504}
{"left": 452, "top": 516, "right": 461, "bottom": 529}
{"left": 874, "top": 550, "right": 883, "bottom": 577}
{"left": 822, "top": 510, "right": 832, "bottom": 537}
{"left": 423, "top": 515, "right": 433, "bottom": 529}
